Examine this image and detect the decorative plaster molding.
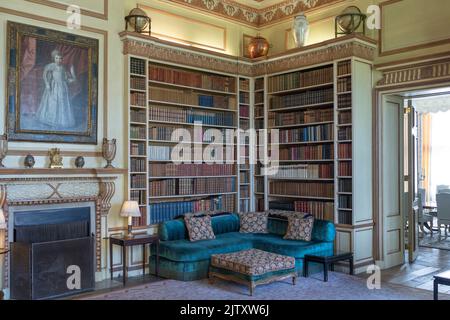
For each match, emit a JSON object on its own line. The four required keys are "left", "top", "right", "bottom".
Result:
{"left": 121, "top": 32, "right": 376, "bottom": 77}
{"left": 1, "top": 175, "right": 119, "bottom": 287}
{"left": 165, "top": 0, "right": 344, "bottom": 27}
{"left": 377, "top": 59, "right": 450, "bottom": 88}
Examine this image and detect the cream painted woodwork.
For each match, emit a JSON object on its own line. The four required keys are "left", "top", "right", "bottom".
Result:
{"left": 378, "top": 95, "right": 405, "bottom": 269}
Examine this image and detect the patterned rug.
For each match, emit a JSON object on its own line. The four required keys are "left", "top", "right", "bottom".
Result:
{"left": 419, "top": 230, "right": 450, "bottom": 250}
{"left": 77, "top": 272, "right": 448, "bottom": 300}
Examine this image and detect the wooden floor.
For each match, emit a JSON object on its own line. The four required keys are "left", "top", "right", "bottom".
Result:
{"left": 358, "top": 247, "right": 450, "bottom": 294}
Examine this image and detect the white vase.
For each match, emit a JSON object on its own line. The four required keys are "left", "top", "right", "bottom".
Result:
{"left": 292, "top": 13, "right": 309, "bottom": 48}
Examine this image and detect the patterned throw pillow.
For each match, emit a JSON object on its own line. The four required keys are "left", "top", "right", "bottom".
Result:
{"left": 284, "top": 214, "right": 315, "bottom": 241}
{"left": 184, "top": 215, "right": 216, "bottom": 242}
{"left": 239, "top": 212, "right": 269, "bottom": 234}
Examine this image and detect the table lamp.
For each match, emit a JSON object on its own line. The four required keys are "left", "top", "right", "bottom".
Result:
{"left": 120, "top": 201, "right": 141, "bottom": 238}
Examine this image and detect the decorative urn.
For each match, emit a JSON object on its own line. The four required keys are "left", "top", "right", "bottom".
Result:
{"left": 248, "top": 35, "right": 270, "bottom": 59}
{"left": 24, "top": 154, "right": 35, "bottom": 168}
{"left": 75, "top": 156, "right": 85, "bottom": 168}
{"left": 102, "top": 138, "right": 117, "bottom": 169}
{"left": 292, "top": 13, "right": 310, "bottom": 48}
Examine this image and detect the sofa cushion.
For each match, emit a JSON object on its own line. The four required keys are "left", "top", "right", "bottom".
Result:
{"left": 184, "top": 215, "right": 216, "bottom": 242}
{"left": 239, "top": 212, "right": 269, "bottom": 234}
{"left": 158, "top": 233, "right": 253, "bottom": 262}
{"left": 284, "top": 215, "right": 314, "bottom": 241}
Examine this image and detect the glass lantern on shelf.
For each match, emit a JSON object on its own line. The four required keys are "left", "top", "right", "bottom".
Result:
{"left": 125, "top": 7, "right": 151, "bottom": 36}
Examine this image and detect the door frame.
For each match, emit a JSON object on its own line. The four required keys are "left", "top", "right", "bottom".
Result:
{"left": 374, "top": 80, "right": 450, "bottom": 268}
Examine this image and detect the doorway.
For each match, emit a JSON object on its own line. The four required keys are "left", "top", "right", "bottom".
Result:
{"left": 378, "top": 86, "right": 450, "bottom": 269}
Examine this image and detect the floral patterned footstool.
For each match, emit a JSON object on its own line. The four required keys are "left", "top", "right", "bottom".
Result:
{"left": 209, "top": 249, "right": 297, "bottom": 296}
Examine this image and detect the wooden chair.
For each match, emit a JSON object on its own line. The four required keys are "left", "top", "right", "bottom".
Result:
{"left": 418, "top": 189, "right": 434, "bottom": 236}
{"left": 436, "top": 193, "right": 450, "bottom": 241}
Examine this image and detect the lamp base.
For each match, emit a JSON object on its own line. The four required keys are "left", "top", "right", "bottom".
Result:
{"left": 126, "top": 224, "right": 134, "bottom": 238}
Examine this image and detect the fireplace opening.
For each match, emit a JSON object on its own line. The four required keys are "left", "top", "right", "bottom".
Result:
{"left": 9, "top": 205, "right": 95, "bottom": 300}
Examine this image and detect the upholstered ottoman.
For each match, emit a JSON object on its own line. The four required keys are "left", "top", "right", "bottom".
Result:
{"left": 209, "top": 249, "right": 297, "bottom": 296}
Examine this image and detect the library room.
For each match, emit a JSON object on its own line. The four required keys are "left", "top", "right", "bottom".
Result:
{"left": 1, "top": 0, "right": 450, "bottom": 310}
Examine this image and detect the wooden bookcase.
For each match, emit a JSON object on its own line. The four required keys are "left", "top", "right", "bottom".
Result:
{"left": 238, "top": 77, "right": 251, "bottom": 213}
{"left": 126, "top": 56, "right": 239, "bottom": 226}
{"left": 254, "top": 77, "right": 266, "bottom": 212}
{"left": 266, "top": 63, "right": 336, "bottom": 219}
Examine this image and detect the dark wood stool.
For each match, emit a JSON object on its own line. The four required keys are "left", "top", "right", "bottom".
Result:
{"left": 304, "top": 252, "right": 354, "bottom": 282}
{"left": 433, "top": 271, "right": 450, "bottom": 300}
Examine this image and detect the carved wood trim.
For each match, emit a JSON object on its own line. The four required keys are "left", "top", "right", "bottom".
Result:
{"left": 0, "top": 175, "right": 119, "bottom": 287}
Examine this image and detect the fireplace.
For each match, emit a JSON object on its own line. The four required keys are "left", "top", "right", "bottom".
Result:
{"left": 9, "top": 203, "right": 95, "bottom": 300}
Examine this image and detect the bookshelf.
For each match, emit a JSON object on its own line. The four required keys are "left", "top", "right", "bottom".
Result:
{"left": 266, "top": 64, "right": 336, "bottom": 221}
{"left": 333, "top": 59, "right": 373, "bottom": 265}
{"left": 238, "top": 77, "right": 251, "bottom": 213}
{"left": 127, "top": 57, "right": 240, "bottom": 227}
{"left": 254, "top": 77, "right": 266, "bottom": 211}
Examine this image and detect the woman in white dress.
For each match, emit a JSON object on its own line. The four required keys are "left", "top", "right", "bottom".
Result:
{"left": 36, "top": 49, "right": 77, "bottom": 129}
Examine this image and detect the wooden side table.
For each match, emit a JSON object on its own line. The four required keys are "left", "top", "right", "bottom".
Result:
{"left": 304, "top": 251, "right": 354, "bottom": 282}
{"left": 109, "top": 234, "right": 159, "bottom": 285}
{"left": 433, "top": 271, "right": 450, "bottom": 300}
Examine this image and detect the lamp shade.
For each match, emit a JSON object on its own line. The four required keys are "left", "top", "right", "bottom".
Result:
{"left": 120, "top": 201, "right": 141, "bottom": 218}
{"left": 0, "top": 209, "right": 6, "bottom": 230}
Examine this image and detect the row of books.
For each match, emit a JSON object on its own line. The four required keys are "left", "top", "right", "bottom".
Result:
{"left": 240, "top": 105, "right": 249, "bottom": 118}
{"left": 240, "top": 186, "right": 250, "bottom": 198}
{"left": 294, "top": 200, "right": 334, "bottom": 221}
{"left": 130, "top": 126, "right": 146, "bottom": 140}
{"left": 269, "top": 164, "right": 334, "bottom": 179}
{"left": 149, "top": 125, "right": 230, "bottom": 143}
{"left": 338, "top": 162, "right": 352, "bottom": 176}
{"left": 240, "top": 171, "right": 249, "bottom": 183}
{"left": 149, "top": 106, "right": 235, "bottom": 127}
{"left": 338, "top": 211, "right": 352, "bottom": 225}
{"left": 256, "top": 197, "right": 265, "bottom": 211}
{"left": 240, "top": 92, "right": 250, "bottom": 104}
{"left": 338, "top": 111, "right": 352, "bottom": 125}
{"left": 130, "top": 190, "right": 146, "bottom": 204}
{"left": 149, "top": 87, "right": 236, "bottom": 110}
{"left": 338, "top": 195, "right": 352, "bottom": 209}
{"left": 270, "top": 88, "right": 334, "bottom": 110}
{"left": 339, "top": 179, "right": 352, "bottom": 193}
{"left": 131, "top": 174, "right": 146, "bottom": 189}
{"left": 269, "top": 108, "right": 333, "bottom": 127}
{"left": 256, "top": 177, "right": 265, "bottom": 193}
{"left": 131, "top": 109, "right": 146, "bottom": 123}
{"left": 255, "top": 105, "right": 264, "bottom": 117}
{"left": 130, "top": 77, "right": 146, "bottom": 91}
{"left": 239, "top": 79, "right": 250, "bottom": 91}
{"left": 270, "top": 181, "right": 334, "bottom": 198}
{"left": 131, "top": 158, "right": 146, "bottom": 172}
{"left": 149, "top": 177, "right": 236, "bottom": 197}
{"left": 337, "top": 78, "right": 352, "bottom": 93}
{"left": 130, "top": 58, "right": 146, "bottom": 75}
{"left": 149, "top": 64, "right": 236, "bottom": 93}
{"left": 338, "top": 143, "right": 352, "bottom": 158}
{"left": 150, "top": 163, "right": 235, "bottom": 177}
{"left": 131, "top": 142, "right": 146, "bottom": 156}
{"left": 268, "top": 66, "right": 333, "bottom": 93}
{"left": 255, "top": 78, "right": 264, "bottom": 91}
{"left": 255, "top": 92, "right": 264, "bottom": 104}
{"left": 279, "top": 144, "right": 334, "bottom": 160}
{"left": 338, "top": 127, "right": 352, "bottom": 141}
{"left": 131, "top": 92, "right": 146, "bottom": 106}
{"left": 279, "top": 124, "right": 334, "bottom": 143}
{"left": 149, "top": 145, "right": 171, "bottom": 160}
{"left": 338, "top": 94, "right": 352, "bottom": 109}
{"left": 240, "top": 199, "right": 250, "bottom": 213}
{"left": 149, "top": 194, "right": 236, "bottom": 224}
{"left": 338, "top": 61, "right": 351, "bottom": 76}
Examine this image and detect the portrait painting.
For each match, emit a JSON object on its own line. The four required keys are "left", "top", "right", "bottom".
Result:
{"left": 7, "top": 22, "right": 99, "bottom": 144}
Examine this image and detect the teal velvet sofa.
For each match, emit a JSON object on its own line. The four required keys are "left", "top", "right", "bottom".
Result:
{"left": 149, "top": 213, "right": 335, "bottom": 281}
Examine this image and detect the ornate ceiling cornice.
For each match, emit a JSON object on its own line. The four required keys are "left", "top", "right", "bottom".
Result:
{"left": 120, "top": 31, "right": 377, "bottom": 77}
{"left": 165, "top": 0, "right": 345, "bottom": 28}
